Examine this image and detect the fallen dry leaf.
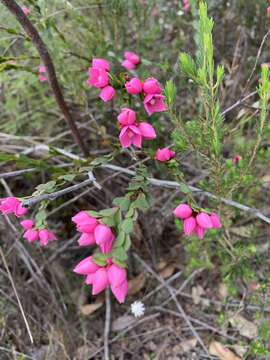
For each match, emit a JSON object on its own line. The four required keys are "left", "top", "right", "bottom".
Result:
{"left": 159, "top": 264, "right": 175, "bottom": 279}
{"left": 218, "top": 283, "right": 228, "bottom": 300}
{"left": 230, "top": 226, "right": 252, "bottom": 238}
{"left": 80, "top": 301, "right": 103, "bottom": 316}
{"left": 128, "top": 274, "right": 146, "bottom": 295}
{"left": 112, "top": 315, "right": 135, "bottom": 331}
{"left": 229, "top": 314, "right": 258, "bottom": 339}
{"left": 209, "top": 341, "right": 241, "bottom": 360}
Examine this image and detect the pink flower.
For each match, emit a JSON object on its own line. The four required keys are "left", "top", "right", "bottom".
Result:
{"left": 267, "top": 6, "right": 270, "bottom": 14}
{"left": 22, "top": 6, "right": 30, "bottom": 16}
{"left": 138, "top": 122, "right": 156, "bottom": 140}
{"left": 124, "top": 51, "right": 140, "bottom": 65}
{"left": 111, "top": 279, "right": 128, "bottom": 303}
{"left": 232, "top": 154, "right": 241, "bottom": 165}
{"left": 73, "top": 256, "right": 100, "bottom": 275}
{"left": 155, "top": 147, "right": 175, "bottom": 162}
{"left": 92, "top": 268, "right": 110, "bottom": 295}
{"left": 196, "top": 213, "right": 213, "bottom": 229}
{"left": 39, "top": 229, "right": 57, "bottom": 246}
{"left": 94, "top": 224, "right": 115, "bottom": 253}
{"left": 173, "top": 204, "right": 192, "bottom": 219}
{"left": 107, "top": 264, "right": 127, "bottom": 287}
{"left": 78, "top": 232, "right": 96, "bottom": 246}
{"left": 99, "top": 85, "right": 115, "bottom": 102}
{"left": 144, "top": 94, "right": 166, "bottom": 116}
{"left": 92, "top": 58, "right": 110, "bottom": 71}
{"left": 183, "top": 216, "right": 196, "bottom": 236}
{"left": 117, "top": 108, "right": 136, "bottom": 126}
{"left": 119, "top": 124, "right": 142, "bottom": 148}
{"left": 183, "top": 0, "right": 190, "bottom": 12}
{"left": 195, "top": 225, "right": 205, "bottom": 239}
{"left": 87, "top": 67, "right": 109, "bottom": 88}
{"left": 121, "top": 59, "right": 136, "bottom": 71}
{"left": 72, "top": 211, "right": 98, "bottom": 233}
{"left": 38, "top": 65, "right": 47, "bottom": 82}
{"left": 0, "top": 197, "right": 27, "bottom": 217}
{"left": 23, "top": 229, "right": 39, "bottom": 243}
{"left": 143, "top": 78, "right": 162, "bottom": 94}
{"left": 210, "top": 213, "right": 222, "bottom": 229}
{"left": 125, "top": 78, "right": 143, "bottom": 94}
{"left": 20, "top": 219, "right": 34, "bottom": 230}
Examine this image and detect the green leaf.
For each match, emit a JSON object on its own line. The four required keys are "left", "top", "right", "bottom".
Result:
{"left": 87, "top": 210, "right": 101, "bottom": 218}
{"left": 34, "top": 181, "right": 56, "bottom": 194}
{"left": 123, "top": 235, "right": 131, "bottom": 251}
{"left": 179, "top": 52, "right": 197, "bottom": 79}
{"left": 92, "top": 253, "right": 107, "bottom": 267}
{"left": 101, "top": 217, "right": 116, "bottom": 227}
{"left": 112, "top": 247, "right": 128, "bottom": 261}
{"left": 179, "top": 183, "right": 191, "bottom": 194}
{"left": 113, "top": 231, "right": 126, "bottom": 248}
{"left": 58, "top": 174, "right": 76, "bottom": 182}
{"left": 113, "top": 196, "right": 131, "bottom": 212}
{"left": 112, "top": 258, "right": 127, "bottom": 268}
{"left": 133, "top": 193, "right": 149, "bottom": 211}
{"left": 164, "top": 79, "right": 176, "bottom": 106}
{"left": 121, "top": 218, "right": 133, "bottom": 234}
{"left": 99, "top": 207, "right": 118, "bottom": 216}
{"left": 35, "top": 209, "right": 47, "bottom": 227}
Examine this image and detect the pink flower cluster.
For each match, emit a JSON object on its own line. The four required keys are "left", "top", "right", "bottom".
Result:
{"left": 183, "top": 0, "right": 190, "bottom": 12}
{"left": 72, "top": 211, "right": 115, "bottom": 252}
{"left": 22, "top": 6, "right": 30, "bottom": 16}
{"left": 117, "top": 108, "right": 156, "bottom": 148}
{"left": 125, "top": 77, "right": 166, "bottom": 116}
{"left": 21, "top": 220, "right": 57, "bottom": 246}
{"left": 72, "top": 211, "right": 128, "bottom": 303}
{"left": 173, "top": 204, "right": 222, "bottom": 239}
{"left": 38, "top": 65, "right": 47, "bottom": 82}
{"left": 121, "top": 51, "right": 140, "bottom": 71}
{"left": 0, "top": 197, "right": 27, "bottom": 217}
{"left": 74, "top": 257, "right": 128, "bottom": 303}
{"left": 87, "top": 58, "right": 115, "bottom": 102}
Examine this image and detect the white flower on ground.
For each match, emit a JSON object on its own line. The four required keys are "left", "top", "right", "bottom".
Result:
{"left": 131, "top": 301, "right": 145, "bottom": 318}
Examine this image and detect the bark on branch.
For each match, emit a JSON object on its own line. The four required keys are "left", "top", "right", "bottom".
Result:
{"left": 0, "top": 0, "right": 89, "bottom": 157}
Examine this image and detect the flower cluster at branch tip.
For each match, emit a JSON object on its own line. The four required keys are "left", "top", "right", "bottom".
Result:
{"left": 117, "top": 108, "right": 156, "bottom": 148}
{"left": 21, "top": 220, "right": 57, "bottom": 246}
{"left": 155, "top": 147, "right": 175, "bottom": 162}
{"left": 73, "top": 257, "right": 128, "bottom": 303}
{"left": 38, "top": 65, "right": 47, "bottom": 82}
{"left": 121, "top": 51, "right": 140, "bottom": 71}
{"left": 173, "top": 203, "right": 222, "bottom": 239}
{"left": 0, "top": 197, "right": 27, "bottom": 217}
{"left": 125, "top": 77, "right": 166, "bottom": 116}
{"left": 72, "top": 211, "right": 115, "bottom": 252}
{"left": 87, "top": 58, "right": 115, "bottom": 102}
{"left": 22, "top": 6, "right": 30, "bottom": 16}
{"left": 183, "top": 0, "right": 190, "bottom": 12}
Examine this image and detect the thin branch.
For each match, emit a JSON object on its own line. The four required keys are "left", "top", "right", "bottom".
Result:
{"left": 221, "top": 90, "right": 257, "bottom": 117}
{"left": 0, "top": 0, "right": 89, "bottom": 157}
{"left": 104, "top": 289, "right": 111, "bottom": 360}
{"left": 21, "top": 144, "right": 270, "bottom": 225}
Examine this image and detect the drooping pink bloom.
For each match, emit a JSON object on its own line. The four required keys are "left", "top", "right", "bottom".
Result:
{"left": 111, "top": 279, "right": 128, "bottom": 303}
{"left": 107, "top": 264, "right": 127, "bottom": 287}
{"left": 196, "top": 213, "right": 213, "bottom": 229}
{"left": 78, "top": 232, "right": 96, "bottom": 246}
{"left": 72, "top": 211, "right": 98, "bottom": 233}
{"left": 125, "top": 78, "right": 143, "bottom": 95}
{"left": 92, "top": 268, "right": 110, "bottom": 295}
{"left": 143, "top": 78, "right": 162, "bottom": 94}
{"left": 99, "top": 85, "right": 115, "bottom": 102}
{"left": 121, "top": 59, "right": 136, "bottom": 71}
{"left": 210, "top": 213, "right": 222, "bottom": 229}
{"left": 92, "top": 58, "right": 110, "bottom": 71}
{"left": 183, "top": 216, "right": 196, "bottom": 236}
{"left": 155, "top": 147, "right": 175, "bottom": 162}
{"left": 124, "top": 51, "right": 140, "bottom": 65}
{"left": 23, "top": 229, "right": 39, "bottom": 243}
{"left": 22, "top": 6, "right": 30, "bottom": 16}
{"left": 94, "top": 224, "right": 115, "bottom": 253}
{"left": 195, "top": 225, "right": 205, "bottom": 239}
{"left": 73, "top": 256, "right": 101, "bottom": 275}
{"left": 39, "top": 229, "right": 57, "bottom": 246}
{"left": 232, "top": 154, "right": 241, "bottom": 165}
{"left": 138, "top": 122, "right": 157, "bottom": 140}
{"left": 173, "top": 204, "right": 193, "bottom": 219}
{"left": 0, "top": 197, "right": 27, "bottom": 217}
{"left": 87, "top": 67, "right": 109, "bottom": 88}
{"left": 119, "top": 124, "right": 142, "bottom": 148}
{"left": 267, "top": 6, "right": 270, "bottom": 14}
{"left": 144, "top": 94, "right": 166, "bottom": 116}
{"left": 20, "top": 219, "right": 34, "bottom": 230}
{"left": 183, "top": 0, "right": 190, "bottom": 12}
{"left": 117, "top": 108, "right": 136, "bottom": 126}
